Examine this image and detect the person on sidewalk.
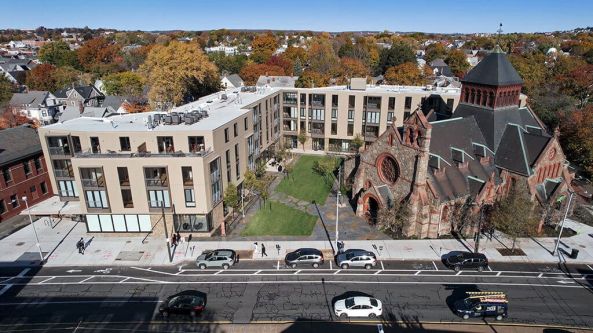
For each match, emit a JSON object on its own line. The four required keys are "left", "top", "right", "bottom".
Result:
{"left": 261, "top": 243, "right": 268, "bottom": 257}
{"left": 253, "top": 242, "right": 258, "bottom": 256}
{"left": 171, "top": 235, "right": 176, "bottom": 248}
{"left": 77, "top": 237, "right": 86, "bottom": 255}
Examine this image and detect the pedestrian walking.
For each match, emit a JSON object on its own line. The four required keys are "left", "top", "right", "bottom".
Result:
{"left": 171, "top": 235, "right": 176, "bottom": 248}
{"left": 261, "top": 243, "right": 267, "bottom": 257}
{"left": 176, "top": 233, "right": 182, "bottom": 244}
{"left": 76, "top": 237, "right": 84, "bottom": 254}
{"left": 253, "top": 242, "right": 258, "bottom": 254}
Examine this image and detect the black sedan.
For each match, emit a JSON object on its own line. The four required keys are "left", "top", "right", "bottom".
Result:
{"left": 159, "top": 290, "right": 207, "bottom": 318}
{"left": 444, "top": 251, "right": 488, "bottom": 272}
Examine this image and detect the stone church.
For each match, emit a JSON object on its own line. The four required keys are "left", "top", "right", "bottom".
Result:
{"left": 347, "top": 46, "right": 573, "bottom": 238}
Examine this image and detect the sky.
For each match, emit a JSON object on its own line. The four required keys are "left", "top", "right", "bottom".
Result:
{"left": 1, "top": 0, "right": 592, "bottom": 33}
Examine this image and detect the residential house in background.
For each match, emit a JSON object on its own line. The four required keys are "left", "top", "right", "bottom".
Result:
{"left": 256, "top": 76, "right": 298, "bottom": 88}
{"left": 0, "top": 125, "right": 53, "bottom": 223}
{"left": 8, "top": 91, "right": 61, "bottom": 124}
{"left": 429, "top": 59, "right": 454, "bottom": 77}
{"left": 57, "top": 105, "right": 126, "bottom": 122}
{"left": 55, "top": 85, "right": 105, "bottom": 107}
{"left": 221, "top": 74, "right": 244, "bottom": 89}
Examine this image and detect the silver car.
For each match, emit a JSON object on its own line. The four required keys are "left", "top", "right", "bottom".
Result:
{"left": 335, "top": 249, "right": 377, "bottom": 269}
{"left": 196, "top": 249, "right": 237, "bottom": 269}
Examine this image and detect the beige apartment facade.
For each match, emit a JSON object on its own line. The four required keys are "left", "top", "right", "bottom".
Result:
{"left": 38, "top": 83, "right": 466, "bottom": 236}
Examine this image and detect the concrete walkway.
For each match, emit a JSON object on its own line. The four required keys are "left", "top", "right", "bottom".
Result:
{"left": 1, "top": 214, "right": 592, "bottom": 267}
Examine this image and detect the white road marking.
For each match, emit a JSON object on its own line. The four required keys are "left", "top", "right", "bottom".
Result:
{"left": 131, "top": 266, "right": 177, "bottom": 276}
{"left": 93, "top": 268, "right": 112, "bottom": 274}
{"left": 432, "top": 261, "right": 438, "bottom": 271}
{"left": 0, "top": 268, "right": 29, "bottom": 296}
{"left": 380, "top": 261, "right": 385, "bottom": 270}
{"left": 119, "top": 277, "right": 129, "bottom": 283}
{"left": 214, "top": 270, "right": 223, "bottom": 275}
{"left": 456, "top": 271, "right": 462, "bottom": 276}
{"left": 277, "top": 261, "right": 280, "bottom": 270}
{"left": 587, "top": 264, "right": 593, "bottom": 272}
{"left": 374, "top": 270, "right": 382, "bottom": 275}
{"left": 0, "top": 300, "right": 163, "bottom": 306}
{"left": 329, "top": 261, "right": 332, "bottom": 270}
{"left": 39, "top": 277, "right": 54, "bottom": 284}
{"left": 78, "top": 276, "right": 94, "bottom": 284}
{"left": 66, "top": 269, "right": 82, "bottom": 273}
{"left": 496, "top": 272, "right": 502, "bottom": 276}
{"left": 334, "top": 270, "right": 341, "bottom": 275}
{"left": 538, "top": 273, "right": 543, "bottom": 278}
{"left": 294, "top": 270, "right": 301, "bottom": 275}
{"left": 488, "top": 266, "right": 492, "bottom": 272}
{"left": 254, "top": 270, "right": 262, "bottom": 275}
{"left": 557, "top": 280, "right": 575, "bottom": 284}
{"left": 414, "top": 271, "right": 421, "bottom": 276}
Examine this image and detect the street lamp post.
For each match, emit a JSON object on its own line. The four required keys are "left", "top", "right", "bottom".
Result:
{"left": 474, "top": 205, "right": 484, "bottom": 254}
{"left": 22, "top": 196, "right": 43, "bottom": 262}
{"left": 335, "top": 165, "right": 341, "bottom": 253}
{"left": 241, "top": 188, "right": 245, "bottom": 218}
{"left": 552, "top": 191, "right": 574, "bottom": 256}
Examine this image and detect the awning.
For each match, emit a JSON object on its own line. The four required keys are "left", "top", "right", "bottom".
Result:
{"left": 19, "top": 195, "right": 84, "bottom": 216}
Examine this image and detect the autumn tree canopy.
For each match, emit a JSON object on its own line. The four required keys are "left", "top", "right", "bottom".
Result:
{"left": 384, "top": 62, "right": 428, "bottom": 86}
{"left": 38, "top": 41, "right": 79, "bottom": 68}
{"left": 445, "top": 49, "right": 470, "bottom": 77}
{"left": 375, "top": 41, "right": 416, "bottom": 75}
{"left": 25, "top": 64, "right": 80, "bottom": 92}
{"left": 103, "top": 71, "right": 145, "bottom": 96}
{"left": 0, "top": 75, "right": 15, "bottom": 107}
{"left": 240, "top": 63, "right": 285, "bottom": 86}
{"left": 307, "top": 37, "right": 340, "bottom": 76}
{"left": 251, "top": 33, "right": 278, "bottom": 64}
{"left": 76, "top": 37, "right": 122, "bottom": 75}
{"left": 140, "top": 41, "right": 220, "bottom": 107}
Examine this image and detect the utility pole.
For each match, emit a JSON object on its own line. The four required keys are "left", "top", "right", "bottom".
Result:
{"left": 335, "top": 165, "right": 341, "bottom": 253}
{"left": 552, "top": 191, "right": 574, "bottom": 256}
{"left": 474, "top": 205, "right": 484, "bottom": 253}
{"left": 22, "top": 197, "right": 43, "bottom": 262}
{"left": 162, "top": 201, "right": 172, "bottom": 262}
{"left": 241, "top": 187, "right": 245, "bottom": 218}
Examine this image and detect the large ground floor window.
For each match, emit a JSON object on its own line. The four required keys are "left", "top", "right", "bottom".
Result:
{"left": 174, "top": 213, "right": 212, "bottom": 233}
{"left": 86, "top": 214, "right": 152, "bottom": 232}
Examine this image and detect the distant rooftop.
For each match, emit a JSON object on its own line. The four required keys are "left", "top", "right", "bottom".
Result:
{"left": 301, "top": 84, "right": 460, "bottom": 95}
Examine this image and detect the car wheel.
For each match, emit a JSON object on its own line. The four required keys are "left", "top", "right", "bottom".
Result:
{"left": 291, "top": 263, "right": 297, "bottom": 268}
{"left": 339, "top": 313, "right": 348, "bottom": 319}
{"left": 364, "top": 264, "right": 372, "bottom": 270}
{"left": 477, "top": 266, "right": 484, "bottom": 272}
{"left": 496, "top": 315, "right": 503, "bottom": 321}
{"left": 341, "top": 263, "right": 349, "bottom": 269}
{"left": 161, "top": 311, "right": 169, "bottom": 318}
{"left": 313, "top": 263, "right": 319, "bottom": 268}
{"left": 369, "top": 313, "right": 377, "bottom": 319}
{"left": 199, "top": 264, "right": 207, "bottom": 270}
{"left": 462, "top": 314, "right": 470, "bottom": 320}
{"left": 222, "top": 264, "right": 230, "bottom": 270}
{"left": 454, "top": 265, "right": 461, "bottom": 272}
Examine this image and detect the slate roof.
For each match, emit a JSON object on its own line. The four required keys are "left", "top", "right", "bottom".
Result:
{"left": 102, "top": 95, "right": 126, "bottom": 111}
{"left": 494, "top": 125, "right": 551, "bottom": 176}
{"left": 54, "top": 85, "right": 103, "bottom": 100}
{"left": 58, "top": 106, "right": 115, "bottom": 122}
{"left": 9, "top": 91, "right": 49, "bottom": 107}
{"left": 224, "top": 74, "right": 243, "bottom": 87}
{"left": 461, "top": 46, "right": 523, "bottom": 86}
{"left": 0, "top": 125, "right": 42, "bottom": 166}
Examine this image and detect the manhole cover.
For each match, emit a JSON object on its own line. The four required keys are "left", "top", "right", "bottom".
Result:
{"left": 16, "top": 242, "right": 25, "bottom": 246}
{"left": 115, "top": 251, "right": 145, "bottom": 261}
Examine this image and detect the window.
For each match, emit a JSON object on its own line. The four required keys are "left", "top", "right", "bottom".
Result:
{"left": 367, "top": 96, "right": 381, "bottom": 109}
{"left": 347, "top": 123, "right": 354, "bottom": 136}
{"left": 85, "top": 190, "right": 109, "bottom": 209}
{"left": 331, "top": 108, "right": 337, "bottom": 119}
{"left": 40, "top": 182, "right": 48, "bottom": 194}
{"left": 34, "top": 157, "right": 42, "bottom": 172}
{"left": 300, "top": 107, "right": 305, "bottom": 118}
{"left": 148, "top": 189, "right": 170, "bottom": 208}
{"left": 283, "top": 92, "right": 297, "bottom": 104}
{"left": 226, "top": 150, "right": 232, "bottom": 182}
{"left": 349, "top": 95, "right": 355, "bottom": 108}
{"left": 387, "top": 112, "right": 394, "bottom": 122}
{"left": 365, "top": 111, "right": 380, "bottom": 124}
{"left": 71, "top": 136, "right": 82, "bottom": 153}
{"left": 331, "top": 122, "right": 337, "bottom": 135}
{"left": 388, "top": 97, "right": 396, "bottom": 110}
{"left": 80, "top": 167, "right": 104, "bottom": 187}
{"left": 348, "top": 110, "right": 354, "bottom": 120}
{"left": 174, "top": 214, "right": 211, "bottom": 232}
{"left": 224, "top": 128, "right": 229, "bottom": 143}
{"left": 58, "top": 180, "right": 78, "bottom": 197}
{"left": 0, "top": 200, "right": 6, "bottom": 215}
{"left": 233, "top": 123, "right": 238, "bottom": 137}
{"left": 119, "top": 137, "right": 131, "bottom": 151}
{"left": 23, "top": 161, "right": 31, "bottom": 175}
{"left": 405, "top": 96, "right": 412, "bottom": 109}
{"left": 210, "top": 158, "right": 222, "bottom": 204}
{"left": 157, "top": 136, "right": 174, "bottom": 153}
{"left": 447, "top": 98, "right": 454, "bottom": 109}
{"left": 377, "top": 154, "right": 400, "bottom": 184}
{"left": 30, "top": 185, "right": 36, "bottom": 194}
{"left": 121, "top": 189, "right": 133, "bottom": 208}
{"left": 188, "top": 136, "right": 205, "bottom": 153}
{"left": 52, "top": 160, "right": 73, "bottom": 178}
{"left": 244, "top": 117, "right": 248, "bottom": 130}
{"left": 235, "top": 144, "right": 240, "bottom": 180}
{"left": 10, "top": 195, "right": 18, "bottom": 208}
{"left": 184, "top": 189, "right": 195, "bottom": 207}
{"left": 300, "top": 93, "right": 306, "bottom": 105}
{"left": 311, "top": 108, "right": 324, "bottom": 120}
{"left": 118, "top": 167, "right": 130, "bottom": 186}
{"left": 332, "top": 94, "right": 338, "bottom": 107}
{"left": 2, "top": 167, "right": 11, "bottom": 183}
{"left": 182, "top": 166, "right": 193, "bottom": 186}
{"left": 144, "top": 167, "right": 168, "bottom": 187}
{"left": 90, "top": 137, "right": 101, "bottom": 154}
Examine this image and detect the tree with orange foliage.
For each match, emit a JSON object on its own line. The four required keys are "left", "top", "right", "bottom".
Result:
{"left": 0, "top": 110, "right": 35, "bottom": 130}
{"left": 251, "top": 33, "right": 278, "bottom": 64}
{"left": 559, "top": 104, "right": 593, "bottom": 176}
{"left": 76, "top": 37, "right": 122, "bottom": 75}
{"left": 445, "top": 49, "right": 470, "bottom": 78}
{"left": 557, "top": 63, "right": 593, "bottom": 107}
{"left": 307, "top": 37, "right": 340, "bottom": 76}
{"left": 25, "top": 64, "right": 57, "bottom": 91}
{"left": 266, "top": 55, "right": 294, "bottom": 76}
{"left": 339, "top": 57, "right": 369, "bottom": 82}
{"left": 384, "top": 62, "right": 427, "bottom": 86}
{"left": 283, "top": 46, "right": 307, "bottom": 63}
{"left": 295, "top": 69, "right": 330, "bottom": 88}
{"left": 240, "top": 63, "right": 285, "bottom": 86}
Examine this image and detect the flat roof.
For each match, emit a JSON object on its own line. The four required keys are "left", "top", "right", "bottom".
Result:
{"left": 288, "top": 84, "right": 461, "bottom": 95}
{"left": 43, "top": 87, "right": 280, "bottom": 133}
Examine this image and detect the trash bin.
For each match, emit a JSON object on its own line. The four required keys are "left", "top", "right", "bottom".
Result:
{"left": 570, "top": 248, "right": 579, "bottom": 259}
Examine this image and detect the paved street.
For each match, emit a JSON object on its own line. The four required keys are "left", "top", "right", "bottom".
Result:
{"left": 1, "top": 260, "right": 592, "bottom": 332}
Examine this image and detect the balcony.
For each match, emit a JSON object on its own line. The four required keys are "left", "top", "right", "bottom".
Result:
{"left": 311, "top": 128, "right": 325, "bottom": 137}
{"left": 54, "top": 169, "right": 74, "bottom": 178}
{"left": 283, "top": 125, "right": 297, "bottom": 133}
{"left": 74, "top": 149, "right": 212, "bottom": 159}
{"left": 81, "top": 177, "right": 105, "bottom": 188}
{"left": 48, "top": 146, "right": 71, "bottom": 156}
{"left": 328, "top": 145, "right": 356, "bottom": 154}
{"left": 283, "top": 112, "right": 297, "bottom": 119}
{"left": 145, "top": 176, "right": 168, "bottom": 187}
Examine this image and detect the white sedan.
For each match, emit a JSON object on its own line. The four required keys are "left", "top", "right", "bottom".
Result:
{"left": 334, "top": 296, "right": 383, "bottom": 318}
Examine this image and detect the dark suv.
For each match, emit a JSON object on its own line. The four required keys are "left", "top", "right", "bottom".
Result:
{"left": 285, "top": 248, "right": 324, "bottom": 268}
{"left": 454, "top": 292, "right": 508, "bottom": 320}
{"left": 159, "top": 290, "right": 207, "bottom": 318}
{"left": 445, "top": 252, "right": 488, "bottom": 272}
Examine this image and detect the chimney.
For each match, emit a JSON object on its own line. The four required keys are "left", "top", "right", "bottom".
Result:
{"left": 78, "top": 101, "right": 84, "bottom": 114}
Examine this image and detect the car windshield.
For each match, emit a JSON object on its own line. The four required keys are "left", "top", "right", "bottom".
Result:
{"left": 370, "top": 298, "right": 378, "bottom": 307}
{"left": 464, "top": 298, "right": 479, "bottom": 307}
{"left": 204, "top": 252, "right": 214, "bottom": 260}
{"left": 345, "top": 298, "right": 355, "bottom": 308}
{"left": 345, "top": 253, "right": 355, "bottom": 260}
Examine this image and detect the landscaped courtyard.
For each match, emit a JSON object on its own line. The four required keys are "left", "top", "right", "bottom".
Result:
{"left": 240, "top": 200, "right": 317, "bottom": 236}
{"left": 275, "top": 155, "right": 337, "bottom": 205}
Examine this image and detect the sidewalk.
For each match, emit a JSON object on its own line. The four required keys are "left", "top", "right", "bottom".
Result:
{"left": 0, "top": 215, "right": 592, "bottom": 267}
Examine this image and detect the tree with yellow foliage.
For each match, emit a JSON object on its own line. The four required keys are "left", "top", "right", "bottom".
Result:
{"left": 384, "top": 62, "right": 428, "bottom": 86}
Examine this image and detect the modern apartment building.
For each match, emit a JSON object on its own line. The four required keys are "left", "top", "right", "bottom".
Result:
{"left": 37, "top": 81, "right": 466, "bottom": 236}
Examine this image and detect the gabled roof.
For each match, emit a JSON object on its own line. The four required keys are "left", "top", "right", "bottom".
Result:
{"left": 223, "top": 74, "right": 244, "bottom": 87}
{"left": 9, "top": 91, "right": 49, "bottom": 107}
{"left": 54, "top": 85, "right": 103, "bottom": 100}
{"left": 0, "top": 125, "right": 42, "bottom": 166}
{"left": 494, "top": 124, "right": 551, "bottom": 176}
{"left": 461, "top": 46, "right": 523, "bottom": 86}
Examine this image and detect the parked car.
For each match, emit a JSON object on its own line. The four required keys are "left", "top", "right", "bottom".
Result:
{"left": 454, "top": 291, "right": 508, "bottom": 320}
{"left": 159, "top": 290, "right": 207, "bottom": 318}
{"left": 196, "top": 249, "right": 237, "bottom": 269}
{"left": 445, "top": 252, "right": 488, "bottom": 272}
{"left": 334, "top": 296, "right": 382, "bottom": 318}
{"left": 285, "top": 248, "right": 324, "bottom": 268}
{"left": 572, "top": 177, "right": 593, "bottom": 201}
{"left": 335, "top": 249, "right": 377, "bottom": 269}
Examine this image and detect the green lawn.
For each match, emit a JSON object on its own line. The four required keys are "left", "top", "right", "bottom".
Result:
{"left": 241, "top": 201, "right": 317, "bottom": 236}
{"left": 276, "top": 155, "right": 336, "bottom": 204}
